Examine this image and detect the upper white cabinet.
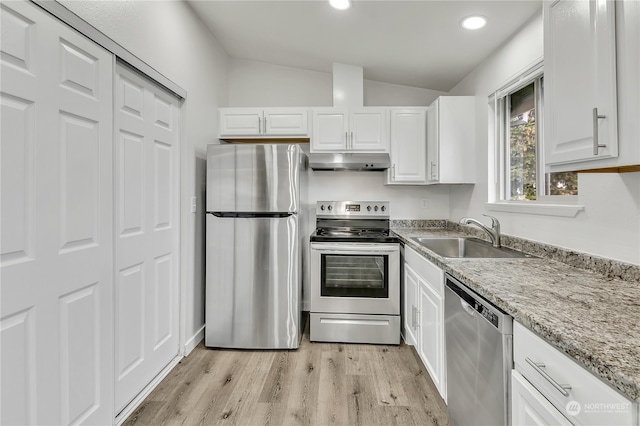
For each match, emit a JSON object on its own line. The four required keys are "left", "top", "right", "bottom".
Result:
{"left": 311, "top": 107, "right": 388, "bottom": 153}
{"left": 386, "top": 108, "right": 428, "bottom": 185}
{"left": 219, "top": 108, "right": 309, "bottom": 138}
{"left": 426, "top": 96, "right": 475, "bottom": 184}
{"left": 543, "top": 0, "right": 618, "bottom": 169}
{"left": 403, "top": 246, "right": 446, "bottom": 401}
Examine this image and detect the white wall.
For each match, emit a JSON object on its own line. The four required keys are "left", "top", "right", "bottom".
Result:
{"left": 59, "top": 0, "right": 230, "bottom": 350}
{"left": 448, "top": 9, "right": 640, "bottom": 265}
{"left": 228, "top": 58, "right": 447, "bottom": 107}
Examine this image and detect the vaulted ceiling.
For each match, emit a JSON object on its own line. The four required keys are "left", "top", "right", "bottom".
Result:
{"left": 188, "top": 0, "right": 542, "bottom": 92}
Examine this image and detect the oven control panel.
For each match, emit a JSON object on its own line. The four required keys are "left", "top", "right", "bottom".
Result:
{"left": 316, "top": 201, "right": 389, "bottom": 218}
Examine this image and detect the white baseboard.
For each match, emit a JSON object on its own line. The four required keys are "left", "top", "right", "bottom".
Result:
{"left": 185, "top": 324, "right": 205, "bottom": 355}
{"left": 114, "top": 355, "right": 182, "bottom": 426}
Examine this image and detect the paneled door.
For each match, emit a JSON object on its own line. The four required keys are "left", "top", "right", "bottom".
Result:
{"left": 1, "top": 1, "right": 114, "bottom": 424}
{"left": 114, "top": 63, "right": 180, "bottom": 413}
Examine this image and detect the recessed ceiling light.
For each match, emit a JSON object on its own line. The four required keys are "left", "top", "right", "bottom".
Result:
{"left": 461, "top": 15, "right": 487, "bottom": 30}
{"left": 329, "top": 0, "right": 351, "bottom": 11}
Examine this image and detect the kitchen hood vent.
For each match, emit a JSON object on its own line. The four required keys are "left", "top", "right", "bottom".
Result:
{"left": 309, "top": 152, "right": 390, "bottom": 171}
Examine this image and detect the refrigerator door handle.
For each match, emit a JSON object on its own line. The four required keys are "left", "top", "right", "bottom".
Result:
{"left": 209, "top": 211, "right": 295, "bottom": 218}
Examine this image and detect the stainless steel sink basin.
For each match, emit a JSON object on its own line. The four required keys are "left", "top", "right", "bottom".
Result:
{"left": 411, "top": 237, "right": 534, "bottom": 258}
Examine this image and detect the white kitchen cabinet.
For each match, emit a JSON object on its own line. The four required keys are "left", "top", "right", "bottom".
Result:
{"left": 219, "top": 107, "right": 309, "bottom": 138}
{"left": 403, "top": 246, "right": 446, "bottom": 400}
{"left": 386, "top": 108, "right": 428, "bottom": 185}
{"left": 513, "top": 321, "right": 638, "bottom": 425}
{"left": 311, "top": 107, "right": 388, "bottom": 153}
{"left": 543, "top": 0, "right": 619, "bottom": 170}
{"left": 426, "top": 96, "right": 475, "bottom": 184}
{"left": 512, "top": 370, "right": 573, "bottom": 426}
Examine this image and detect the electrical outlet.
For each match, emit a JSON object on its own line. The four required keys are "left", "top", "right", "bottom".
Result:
{"left": 421, "top": 198, "right": 429, "bottom": 209}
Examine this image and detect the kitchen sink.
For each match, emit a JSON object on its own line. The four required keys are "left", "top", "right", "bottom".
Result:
{"left": 411, "top": 237, "right": 534, "bottom": 259}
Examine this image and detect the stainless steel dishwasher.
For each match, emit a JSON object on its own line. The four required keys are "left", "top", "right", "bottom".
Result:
{"left": 445, "top": 273, "right": 513, "bottom": 426}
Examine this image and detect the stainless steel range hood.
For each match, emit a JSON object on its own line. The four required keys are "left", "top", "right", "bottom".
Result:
{"left": 309, "top": 152, "right": 390, "bottom": 171}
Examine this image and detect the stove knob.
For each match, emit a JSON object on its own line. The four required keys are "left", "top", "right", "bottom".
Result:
{"left": 367, "top": 205, "right": 372, "bottom": 211}
{"left": 374, "top": 205, "right": 379, "bottom": 212}
{"left": 381, "top": 205, "right": 386, "bottom": 212}
{"left": 328, "top": 205, "right": 332, "bottom": 211}
{"left": 320, "top": 204, "right": 325, "bottom": 211}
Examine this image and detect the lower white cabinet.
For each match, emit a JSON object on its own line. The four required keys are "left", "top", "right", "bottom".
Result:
{"left": 513, "top": 321, "right": 638, "bottom": 425}
{"left": 512, "top": 370, "right": 572, "bottom": 426}
{"left": 403, "top": 246, "right": 446, "bottom": 400}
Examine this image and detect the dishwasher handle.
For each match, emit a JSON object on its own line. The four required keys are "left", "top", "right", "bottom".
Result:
{"left": 460, "top": 299, "right": 475, "bottom": 317}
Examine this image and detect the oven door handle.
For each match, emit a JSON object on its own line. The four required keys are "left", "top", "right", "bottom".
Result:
{"left": 310, "top": 243, "right": 399, "bottom": 253}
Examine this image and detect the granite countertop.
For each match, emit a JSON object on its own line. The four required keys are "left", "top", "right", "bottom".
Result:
{"left": 392, "top": 227, "right": 640, "bottom": 403}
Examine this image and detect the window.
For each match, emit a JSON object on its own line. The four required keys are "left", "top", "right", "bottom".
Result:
{"left": 493, "top": 67, "right": 578, "bottom": 202}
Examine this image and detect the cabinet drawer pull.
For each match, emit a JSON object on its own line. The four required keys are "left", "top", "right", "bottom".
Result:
{"left": 259, "top": 116, "right": 262, "bottom": 134}
{"left": 525, "top": 357, "right": 572, "bottom": 397}
{"left": 592, "top": 107, "right": 607, "bottom": 155}
{"left": 264, "top": 116, "right": 267, "bottom": 134}
{"left": 392, "top": 164, "right": 396, "bottom": 179}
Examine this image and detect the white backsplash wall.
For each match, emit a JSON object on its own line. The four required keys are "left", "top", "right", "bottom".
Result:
{"left": 447, "top": 9, "right": 640, "bottom": 265}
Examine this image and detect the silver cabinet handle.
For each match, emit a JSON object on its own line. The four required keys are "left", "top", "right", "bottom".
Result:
{"left": 430, "top": 162, "right": 437, "bottom": 180}
{"left": 258, "top": 115, "right": 262, "bottom": 134}
{"left": 592, "top": 107, "right": 607, "bottom": 155}
{"left": 263, "top": 116, "right": 267, "bottom": 134}
{"left": 350, "top": 131, "right": 354, "bottom": 149}
{"left": 345, "top": 132, "right": 348, "bottom": 148}
{"left": 392, "top": 164, "right": 396, "bottom": 179}
{"left": 525, "top": 357, "right": 572, "bottom": 397}
{"left": 414, "top": 306, "right": 420, "bottom": 329}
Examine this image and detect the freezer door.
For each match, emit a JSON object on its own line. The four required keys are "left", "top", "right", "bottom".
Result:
{"left": 205, "top": 214, "right": 300, "bottom": 349}
{"left": 207, "top": 144, "right": 301, "bottom": 213}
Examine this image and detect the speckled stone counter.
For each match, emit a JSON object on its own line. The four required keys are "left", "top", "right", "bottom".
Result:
{"left": 392, "top": 226, "right": 640, "bottom": 403}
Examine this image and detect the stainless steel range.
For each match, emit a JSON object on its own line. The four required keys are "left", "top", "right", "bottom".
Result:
{"left": 309, "top": 201, "right": 400, "bottom": 344}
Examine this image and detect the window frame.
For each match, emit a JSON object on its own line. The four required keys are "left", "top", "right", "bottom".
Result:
{"left": 487, "top": 60, "right": 584, "bottom": 217}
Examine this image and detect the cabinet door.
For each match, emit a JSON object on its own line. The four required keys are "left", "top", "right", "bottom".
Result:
{"left": 426, "top": 101, "right": 440, "bottom": 181}
{"left": 544, "top": 0, "right": 618, "bottom": 167}
{"left": 264, "top": 108, "right": 308, "bottom": 136}
{"left": 403, "top": 264, "right": 419, "bottom": 346}
{"left": 388, "top": 109, "right": 427, "bottom": 184}
{"left": 219, "top": 108, "right": 263, "bottom": 136}
{"left": 417, "top": 281, "right": 445, "bottom": 399}
{"left": 511, "top": 370, "right": 572, "bottom": 426}
{"left": 350, "top": 108, "right": 388, "bottom": 152}
{"left": 311, "top": 108, "right": 348, "bottom": 152}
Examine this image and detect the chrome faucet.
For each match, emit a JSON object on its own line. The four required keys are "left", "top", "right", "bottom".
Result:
{"left": 460, "top": 214, "right": 501, "bottom": 248}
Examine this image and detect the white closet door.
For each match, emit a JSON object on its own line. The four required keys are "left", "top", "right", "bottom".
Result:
{"left": 1, "top": 1, "right": 114, "bottom": 424}
{"left": 114, "top": 63, "right": 180, "bottom": 413}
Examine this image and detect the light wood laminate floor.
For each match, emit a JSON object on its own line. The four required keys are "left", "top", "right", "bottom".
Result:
{"left": 123, "top": 322, "right": 450, "bottom": 426}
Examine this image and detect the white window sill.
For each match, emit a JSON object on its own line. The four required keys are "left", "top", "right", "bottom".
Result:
{"left": 485, "top": 202, "right": 585, "bottom": 217}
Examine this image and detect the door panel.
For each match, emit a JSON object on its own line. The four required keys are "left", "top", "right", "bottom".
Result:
{"left": 205, "top": 215, "right": 300, "bottom": 349}
{"left": 114, "top": 63, "right": 180, "bottom": 413}
{"left": 1, "top": 1, "right": 114, "bottom": 424}
{"left": 206, "top": 144, "right": 300, "bottom": 213}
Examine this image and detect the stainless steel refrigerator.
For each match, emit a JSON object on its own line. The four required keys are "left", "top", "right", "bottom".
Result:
{"left": 205, "top": 143, "right": 307, "bottom": 349}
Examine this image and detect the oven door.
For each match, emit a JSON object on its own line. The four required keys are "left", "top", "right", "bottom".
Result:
{"left": 310, "top": 242, "right": 400, "bottom": 315}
